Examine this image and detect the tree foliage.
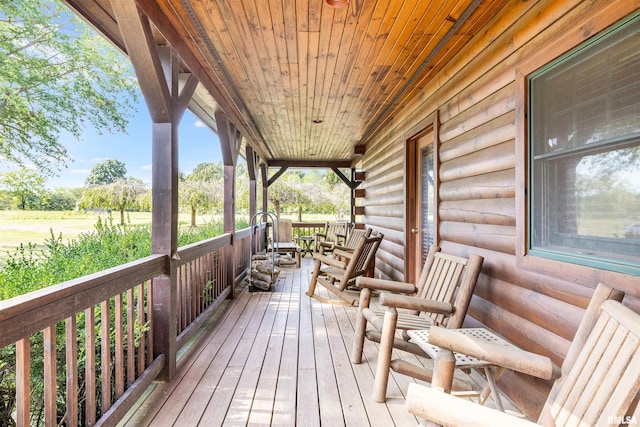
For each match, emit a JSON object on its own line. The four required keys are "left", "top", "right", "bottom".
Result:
{"left": 180, "top": 179, "right": 222, "bottom": 227}
{"left": 0, "top": 169, "right": 46, "bottom": 210}
{"left": 80, "top": 177, "right": 148, "bottom": 224}
{"left": 85, "top": 159, "right": 127, "bottom": 186}
{"left": 0, "top": 0, "right": 138, "bottom": 174}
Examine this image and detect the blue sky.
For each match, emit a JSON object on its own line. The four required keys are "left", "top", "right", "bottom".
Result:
{"left": 10, "top": 97, "right": 223, "bottom": 190}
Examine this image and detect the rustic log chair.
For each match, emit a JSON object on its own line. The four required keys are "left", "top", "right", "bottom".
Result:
{"left": 350, "top": 245, "right": 484, "bottom": 402}
{"left": 306, "top": 231, "right": 383, "bottom": 306}
{"left": 406, "top": 283, "right": 631, "bottom": 427}
{"left": 314, "top": 221, "right": 349, "bottom": 255}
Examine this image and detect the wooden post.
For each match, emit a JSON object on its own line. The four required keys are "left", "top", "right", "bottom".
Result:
{"left": 217, "top": 110, "right": 241, "bottom": 299}
{"left": 261, "top": 163, "right": 268, "bottom": 214}
{"left": 151, "top": 121, "right": 178, "bottom": 380}
{"left": 224, "top": 163, "right": 236, "bottom": 298}
{"left": 247, "top": 146, "right": 258, "bottom": 221}
{"left": 111, "top": 0, "right": 199, "bottom": 381}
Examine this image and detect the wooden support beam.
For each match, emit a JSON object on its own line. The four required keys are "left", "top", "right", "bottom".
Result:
{"left": 216, "top": 110, "right": 243, "bottom": 167}
{"left": 267, "top": 166, "right": 289, "bottom": 187}
{"left": 269, "top": 159, "right": 352, "bottom": 168}
{"left": 331, "top": 167, "right": 360, "bottom": 190}
{"left": 246, "top": 146, "right": 258, "bottom": 220}
{"left": 175, "top": 73, "right": 199, "bottom": 121}
{"left": 111, "top": 0, "right": 170, "bottom": 123}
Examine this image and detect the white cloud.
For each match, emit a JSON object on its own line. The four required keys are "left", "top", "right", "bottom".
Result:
{"left": 140, "top": 164, "right": 152, "bottom": 171}
{"left": 194, "top": 120, "right": 206, "bottom": 128}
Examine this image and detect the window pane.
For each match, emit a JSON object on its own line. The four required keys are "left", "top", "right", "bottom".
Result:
{"left": 529, "top": 14, "right": 640, "bottom": 274}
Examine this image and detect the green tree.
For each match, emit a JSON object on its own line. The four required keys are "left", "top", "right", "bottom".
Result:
{"left": 189, "top": 162, "right": 224, "bottom": 182}
{"left": 0, "top": 169, "right": 46, "bottom": 210}
{"left": 0, "top": 0, "right": 138, "bottom": 175}
{"left": 180, "top": 180, "right": 222, "bottom": 227}
{"left": 85, "top": 159, "right": 127, "bottom": 186}
{"left": 37, "top": 187, "right": 84, "bottom": 211}
{"left": 80, "top": 178, "right": 147, "bottom": 224}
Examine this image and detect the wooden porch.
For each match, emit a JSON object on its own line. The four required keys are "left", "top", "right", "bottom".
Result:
{"left": 121, "top": 257, "right": 520, "bottom": 426}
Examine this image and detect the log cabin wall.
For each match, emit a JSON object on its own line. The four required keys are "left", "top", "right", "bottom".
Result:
{"left": 359, "top": 0, "right": 640, "bottom": 418}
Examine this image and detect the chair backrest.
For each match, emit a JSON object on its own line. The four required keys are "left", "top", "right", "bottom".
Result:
{"left": 415, "top": 245, "right": 483, "bottom": 328}
{"left": 342, "top": 227, "right": 372, "bottom": 251}
{"left": 337, "top": 232, "right": 384, "bottom": 290}
{"left": 276, "top": 219, "right": 294, "bottom": 243}
{"left": 325, "top": 221, "right": 349, "bottom": 244}
{"left": 538, "top": 298, "right": 640, "bottom": 426}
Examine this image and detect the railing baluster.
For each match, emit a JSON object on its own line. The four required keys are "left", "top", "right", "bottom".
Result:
{"left": 101, "top": 300, "right": 111, "bottom": 412}
{"left": 44, "top": 325, "right": 57, "bottom": 426}
{"left": 137, "top": 283, "right": 146, "bottom": 375}
{"left": 127, "top": 288, "right": 135, "bottom": 386}
{"left": 66, "top": 316, "right": 78, "bottom": 427}
{"left": 147, "top": 282, "right": 154, "bottom": 366}
{"left": 115, "top": 294, "right": 124, "bottom": 398}
{"left": 16, "top": 338, "right": 30, "bottom": 426}
{"left": 85, "top": 307, "right": 96, "bottom": 426}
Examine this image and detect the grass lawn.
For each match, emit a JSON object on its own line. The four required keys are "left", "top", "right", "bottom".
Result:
{"left": 0, "top": 210, "right": 341, "bottom": 268}
{"left": 0, "top": 210, "right": 220, "bottom": 268}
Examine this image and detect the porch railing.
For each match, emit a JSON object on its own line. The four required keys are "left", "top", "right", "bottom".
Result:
{"left": 0, "top": 225, "right": 263, "bottom": 426}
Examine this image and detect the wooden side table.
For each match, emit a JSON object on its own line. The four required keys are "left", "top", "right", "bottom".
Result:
{"left": 295, "top": 235, "right": 315, "bottom": 257}
{"left": 407, "top": 328, "right": 509, "bottom": 411}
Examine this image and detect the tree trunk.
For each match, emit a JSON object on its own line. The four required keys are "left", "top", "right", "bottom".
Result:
{"left": 120, "top": 207, "right": 125, "bottom": 225}
{"left": 191, "top": 208, "right": 197, "bottom": 227}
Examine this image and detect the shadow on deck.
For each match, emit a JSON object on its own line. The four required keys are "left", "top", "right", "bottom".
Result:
{"left": 121, "top": 258, "right": 519, "bottom": 426}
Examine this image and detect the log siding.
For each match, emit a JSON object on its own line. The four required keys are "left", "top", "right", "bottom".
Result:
{"left": 360, "top": 0, "right": 640, "bottom": 418}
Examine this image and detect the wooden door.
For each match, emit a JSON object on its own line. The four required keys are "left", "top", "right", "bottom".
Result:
{"left": 413, "top": 130, "right": 436, "bottom": 279}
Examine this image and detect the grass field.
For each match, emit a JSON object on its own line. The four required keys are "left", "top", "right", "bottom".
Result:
{"left": 0, "top": 210, "right": 221, "bottom": 268}
{"left": 0, "top": 210, "right": 340, "bottom": 268}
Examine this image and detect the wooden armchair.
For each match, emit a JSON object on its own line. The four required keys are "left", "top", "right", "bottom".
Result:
{"left": 306, "top": 231, "right": 383, "bottom": 306}
{"left": 407, "top": 283, "right": 631, "bottom": 427}
{"left": 314, "top": 221, "right": 349, "bottom": 255}
{"left": 350, "top": 245, "right": 484, "bottom": 402}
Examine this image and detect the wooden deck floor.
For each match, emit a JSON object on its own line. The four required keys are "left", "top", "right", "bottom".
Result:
{"left": 121, "top": 258, "right": 518, "bottom": 426}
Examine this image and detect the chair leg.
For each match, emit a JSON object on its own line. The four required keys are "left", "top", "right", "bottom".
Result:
{"left": 351, "top": 288, "right": 371, "bottom": 364}
{"left": 305, "top": 259, "right": 322, "bottom": 298}
{"left": 373, "top": 307, "right": 398, "bottom": 403}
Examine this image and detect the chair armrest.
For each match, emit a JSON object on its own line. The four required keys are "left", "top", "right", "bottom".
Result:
{"left": 379, "top": 293, "right": 453, "bottom": 315}
{"left": 333, "top": 248, "right": 354, "bottom": 259}
{"left": 312, "top": 252, "right": 346, "bottom": 269}
{"left": 406, "top": 383, "right": 536, "bottom": 427}
{"left": 428, "top": 326, "right": 561, "bottom": 381}
{"left": 331, "top": 244, "right": 354, "bottom": 253}
{"left": 355, "top": 277, "right": 417, "bottom": 294}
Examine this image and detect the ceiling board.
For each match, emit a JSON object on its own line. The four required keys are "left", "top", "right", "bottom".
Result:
{"left": 64, "top": 0, "right": 510, "bottom": 165}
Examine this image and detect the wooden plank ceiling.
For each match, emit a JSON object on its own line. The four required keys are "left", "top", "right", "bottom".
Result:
{"left": 64, "top": 0, "right": 509, "bottom": 166}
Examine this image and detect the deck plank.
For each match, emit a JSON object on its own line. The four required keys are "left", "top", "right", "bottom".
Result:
{"left": 122, "top": 258, "right": 519, "bottom": 426}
